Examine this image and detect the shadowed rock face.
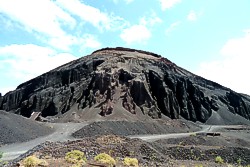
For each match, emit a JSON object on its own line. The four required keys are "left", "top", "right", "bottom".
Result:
{"left": 1, "top": 47, "right": 250, "bottom": 123}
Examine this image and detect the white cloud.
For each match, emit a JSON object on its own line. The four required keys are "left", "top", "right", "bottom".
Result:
{"left": 48, "top": 35, "right": 79, "bottom": 51}
{"left": 0, "top": 0, "right": 104, "bottom": 51}
{"left": 165, "top": 21, "right": 181, "bottom": 35}
{"left": 47, "top": 34, "right": 101, "bottom": 51}
{"left": 0, "top": 44, "right": 77, "bottom": 85}
{"left": 56, "top": 0, "right": 128, "bottom": 31}
{"left": 120, "top": 12, "right": 161, "bottom": 44}
{"left": 140, "top": 12, "right": 162, "bottom": 26}
{"left": 120, "top": 25, "right": 151, "bottom": 44}
{"left": 159, "top": 0, "right": 181, "bottom": 10}
{"left": 0, "top": 0, "right": 75, "bottom": 37}
{"left": 0, "top": 14, "right": 18, "bottom": 31}
{"left": 196, "top": 30, "right": 250, "bottom": 95}
{"left": 187, "top": 10, "right": 197, "bottom": 21}
{"left": 0, "top": 0, "right": 82, "bottom": 51}
{"left": 82, "top": 34, "right": 101, "bottom": 48}
{"left": 112, "top": 0, "right": 134, "bottom": 4}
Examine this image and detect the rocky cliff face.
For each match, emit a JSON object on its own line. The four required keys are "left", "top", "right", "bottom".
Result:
{"left": 1, "top": 47, "right": 250, "bottom": 124}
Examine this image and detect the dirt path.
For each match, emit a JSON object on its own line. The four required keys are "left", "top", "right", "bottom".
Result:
{"left": 0, "top": 122, "right": 88, "bottom": 161}
{"left": 1, "top": 123, "right": 248, "bottom": 161}
{"left": 128, "top": 125, "right": 246, "bottom": 142}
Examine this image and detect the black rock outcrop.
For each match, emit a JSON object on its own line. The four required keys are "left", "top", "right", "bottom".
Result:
{"left": 1, "top": 47, "right": 250, "bottom": 124}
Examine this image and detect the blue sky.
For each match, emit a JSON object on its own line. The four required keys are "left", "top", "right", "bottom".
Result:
{"left": 0, "top": 0, "right": 250, "bottom": 95}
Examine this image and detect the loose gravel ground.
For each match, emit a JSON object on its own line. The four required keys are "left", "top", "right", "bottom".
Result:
{"left": 0, "top": 110, "right": 53, "bottom": 146}
{"left": 6, "top": 135, "right": 168, "bottom": 167}
{"left": 5, "top": 134, "right": 250, "bottom": 167}
{"left": 72, "top": 119, "right": 201, "bottom": 138}
{"left": 1, "top": 110, "right": 250, "bottom": 166}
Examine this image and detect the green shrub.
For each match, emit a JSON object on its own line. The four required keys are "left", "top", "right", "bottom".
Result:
{"left": 190, "top": 133, "right": 197, "bottom": 137}
{"left": 215, "top": 156, "right": 224, "bottom": 164}
{"left": 23, "top": 156, "right": 48, "bottom": 167}
{"left": 65, "top": 150, "right": 87, "bottom": 164}
{"left": 94, "top": 153, "right": 116, "bottom": 166}
{"left": 123, "top": 157, "right": 139, "bottom": 166}
{"left": 0, "top": 161, "right": 8, "bottom": 166}
{"left": 194, "top": 165, "right": 203, "bottom": 167}
{"left": 237, "top": 158, "right": 242, "bottom": 165}
{"left": 0, "top": 152, "right": 3, "bottom": 159}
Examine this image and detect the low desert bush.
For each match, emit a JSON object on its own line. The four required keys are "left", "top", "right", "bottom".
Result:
{"left": 190, "top": 133, "right": 197, "bottom": 137}
{"left": 0, "top": 152, "right": 8, "bottom": 166}
{"left": 94, "top": 153, "right": 116, "bottom": 166}
{"left": 123, "top": 157, "right": 139, "bottom": 166}
{"left": 65, "top": 150, "right": 87, "bottom": 165}
{"left": 195, "top": 165, "right": 203, "bottom": 167}
{"left": 237, "top": 158, "right": 242, "bottom": 165}
{"left": 215, "top": 156, "right": 224, "bottom": 164}
{"left": 23, "top": 155, "right": 48, "bottom": 167}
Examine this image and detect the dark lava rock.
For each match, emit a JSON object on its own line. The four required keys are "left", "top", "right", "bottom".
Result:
{"left": 1, "top": 47, "right": 250, "bottom": 124}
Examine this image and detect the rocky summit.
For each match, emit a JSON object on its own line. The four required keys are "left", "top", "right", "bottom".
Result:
{"left": 1, "top": 47, "right": 250, "bottom": 124}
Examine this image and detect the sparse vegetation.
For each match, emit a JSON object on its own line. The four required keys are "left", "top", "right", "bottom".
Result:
{"left": 123, "top": 157, "right": 139, "bottom": 166}
{"left": 5, "top": 132, "right": 250, "bottom": 167}
{"left": 0, "top": 161, "right": 8, "bottom": 166}
{"left": 23, "top": 155, "right": 48, "bottom": 167}
{"left": 235, "top": 165, "right": 249, "bottom": 167}
{"left": 109, "top": 149, "right": 114, "bottom": 156}
{"left": 94, "top": 153, "right": 116, "bottom": 166}
{"left": 215, "top": 156, "right": 224, "bottom": 164}
{"left": 65, "top": 150, "right": 87, "bottom": 165}
{"left": 190, "top": 133, "right": 197, "bottom": 137}
{"left": 237, "top": 158, "right": 242, "bottom": 165}
{"left": 195, "top": 165, "right": 203, "bottom": 167}
{"left": 0, "top": 152, "right": 8, "bottom": 166}
{"left": 178, "top": 141, "right": 184, "bottom": 146}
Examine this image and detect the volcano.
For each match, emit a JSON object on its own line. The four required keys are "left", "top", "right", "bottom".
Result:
{"left": 1, "top": 47, "right": 250, "bottom": 125}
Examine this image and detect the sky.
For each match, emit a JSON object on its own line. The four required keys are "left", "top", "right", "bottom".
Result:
{"left": 0, "top": 0, "right": 250, "bottom": 95}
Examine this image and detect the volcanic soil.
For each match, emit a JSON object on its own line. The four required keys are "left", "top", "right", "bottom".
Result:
{"left": 1, "top": 117, "right": 250, "bottom": 167}
{"left": 0, "top": 110, "right": 53, "bottom": 146}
